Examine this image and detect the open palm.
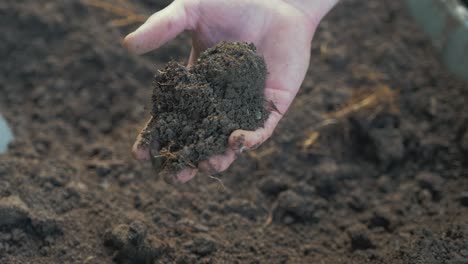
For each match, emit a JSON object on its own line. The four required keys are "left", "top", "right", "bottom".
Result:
{"left": 125, "top": 0, "right": 337, "bottom": 183}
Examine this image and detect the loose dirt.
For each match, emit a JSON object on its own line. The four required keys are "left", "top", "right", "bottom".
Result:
{"left": 0, "top": 0, "right": 467, "bottom": 263}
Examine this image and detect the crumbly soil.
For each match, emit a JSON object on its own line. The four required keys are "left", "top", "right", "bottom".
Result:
{"left": 1, "top": 0, "right": 467, "bottom": 264}
{"left": 145, "top": 42, "right": 268, "bottom": 171}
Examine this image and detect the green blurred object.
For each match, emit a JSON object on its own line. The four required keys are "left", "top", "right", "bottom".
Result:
{"left": 0, "top": 114, "right": 13, "bottom": 153}
{"left": 406, "top": 0, "right": 468, "bottom": 80}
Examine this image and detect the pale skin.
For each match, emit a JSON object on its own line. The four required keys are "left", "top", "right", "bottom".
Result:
{"left": 125, "top": 0, "right": 339, "bottom": 183}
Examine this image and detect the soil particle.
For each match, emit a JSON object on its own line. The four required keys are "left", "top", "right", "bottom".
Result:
{"left": 458, "top": 192, "right": 468, "bottom": 207}
{"left": 346, "top": 191, "right": 368, "bottom": 212}
{"left": 186, "top": 234, "right": 217, "bottom": 256}
{"left": 257, "top": 177, "right": 289, "bottom": 197}
{"left": 176, "top": 218, "right": 210, "bottom": 233}
{"left": 369, "top": 128, "right": 404, "bottom": 165}
{"left": 350, "top": 114, "right": 404, "bottom": 167}
{"left": 0, "top": 196, "right": 30, "bottom": 227}
{"left": 460, "top": 126, "right": 468, "bottom": 163}
{"left": 103, "top": 221, "right": 169, "bottom": 264}
{"left": 306, "top": 161, "right": 363, "bottom": 198}
{"left": 38, "top": 162, "right": 74, "bottom": 188}
{"left": 460, "top": 130, "right": 468, "bottom": 153}
{"left": 147, "top": 41, "right": 268, "bottom": 171}
{"left": 223, "top": 199, "right": 262, "bottom": 221}
{"left": 347, "top": 224, "right": 375, "bottom": 251}
{"left": 416, "top": 171, "right": 444, "bottom": 200}
{"left": 273, "top": 190, "right": 319, "bottom": 224}
{"left": 368, "top": 208, "right": 395, "bottom": 231}
{"left": 30, "top": 215, "right": 62, "bottom": 238}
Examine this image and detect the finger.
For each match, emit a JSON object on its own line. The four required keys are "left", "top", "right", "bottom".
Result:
{"left": 132, "top": 117, "right": 158, "bottom": 161}
{"left": 198, "top": 149, "right": 237, "bottom": 174}
{"left": 176, "top": 168, "right": 198, "bottom": 183}
{"left": 229, "top": 110, "right": 282, "bottom": 151}
{"left": 162, "top": 167, "right": 197, "bottom": 184}
{"left": 124, "top": 0, "right": 197, "bottom": 54}
{"left": 227, "top": 86, "right": 292, "bottom": 152}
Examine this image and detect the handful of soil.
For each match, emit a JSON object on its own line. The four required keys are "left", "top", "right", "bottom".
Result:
{"left": 146, "top": 42, "right": 269, "bottom": 171}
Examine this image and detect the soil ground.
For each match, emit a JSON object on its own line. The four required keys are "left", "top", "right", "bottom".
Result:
{"left": 1, "top": 0, "right": 467, "bottom": 263}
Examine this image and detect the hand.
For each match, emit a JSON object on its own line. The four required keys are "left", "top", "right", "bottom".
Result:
{"left": 125, "top": 0, "right": 338, "bottom": 183}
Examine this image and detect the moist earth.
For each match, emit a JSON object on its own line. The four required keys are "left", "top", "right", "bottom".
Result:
{"left": 145, "top": 42, "right": 268, "bottom": 171}
{"left": 0, "top": 0, "right": 467, "bottom": 264}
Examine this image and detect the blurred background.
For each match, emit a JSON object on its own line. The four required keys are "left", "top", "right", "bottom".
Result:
{"left": 0, "top": 0, "right": 467, "bottom": 263}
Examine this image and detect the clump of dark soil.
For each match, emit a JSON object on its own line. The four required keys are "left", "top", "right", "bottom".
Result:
{"left": 103, "top": 221, "right": 168, "bottom": 264}
{"left": 147, "top": 42, "right": 268, "bottom": 171}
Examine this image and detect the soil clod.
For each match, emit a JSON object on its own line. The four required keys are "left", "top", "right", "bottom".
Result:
{"left": 348, "top": 224, "right": 375, "bottom": 251}
{"left": 416, "top": 171, "right": 443, "bottom": 200}
{"left": 223, "top": 199, "right": 262, "bottom": 221}
{"left": 368, "top": 208, "right": 394, "bottom": 231}
{"left": 104, "top": 221, "right": 168, "bottom": 264}
{"left": 146, "top": 41, "right": 268, "bottom": 171}
{"left": 258, "top": 177, "right": 289, "bottom": 197}
{"left": 273, "top": 190, "right": 318, "bottom": 224}
{"left": 0, "top": 196, "right": 30, "bottom": 227}
{"left": 187, "top": 235, "right": 217, "bottom": 256}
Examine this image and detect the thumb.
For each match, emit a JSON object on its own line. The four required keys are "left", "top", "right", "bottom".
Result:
{"left": 124, "top": 0, "right": 197, "bottom": 54}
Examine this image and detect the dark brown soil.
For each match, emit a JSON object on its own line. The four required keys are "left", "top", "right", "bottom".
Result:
{"left": 145, "top": 42, "right": 268, "bottom": 171}
{"left": 1, "top": 0, "right": 467, "bottom": 264}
